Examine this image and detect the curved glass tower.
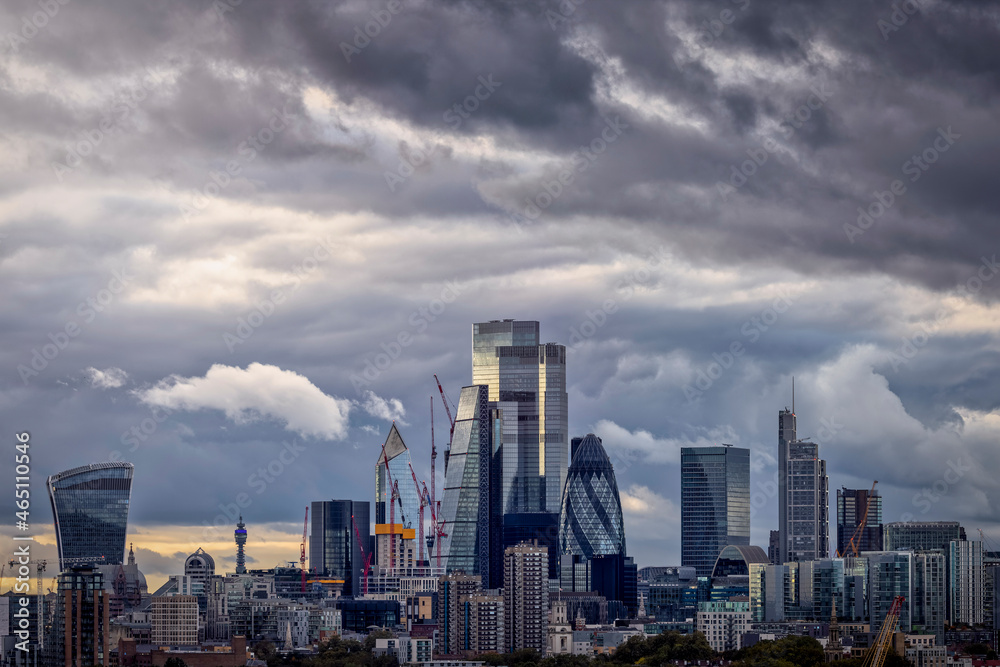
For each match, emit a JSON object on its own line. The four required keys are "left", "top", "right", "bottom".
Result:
{"left": 48, "top": 462, "right": 134, "bottom": 569}
{"left": 558, "top": 434, "right": 625, "bottom": 559}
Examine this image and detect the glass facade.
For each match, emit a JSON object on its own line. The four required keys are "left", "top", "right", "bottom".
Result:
{"left": 47, "top": 462, "right": 133, "bottom": 568}
{"left": 836, "top": 487, "right": 883, "bottom": 556}
{"left": 777, "top": 409, "right": 829, "bottom": 563}
{"left": 883, "top": 521, "right": 964, "bottom": 551}
{"left": 680, "top": 446, "right": 750, "bottom": 577}
{"left": 375, "top": 423, "right": 421, "bottom": 533}
{"left": 868, "top": 551, "right": 913, "bottom": 633}
{"left": 438, "top": 385, "right": 503, "bottom": 588}
{"left": 559, "top": 434, "right": 626, "bottom": 560}
{"left": 309, "top": 499, "right": 369, "bottom": 596}
{"left": 472, "top": 320, "right": 567, "bottom": 515}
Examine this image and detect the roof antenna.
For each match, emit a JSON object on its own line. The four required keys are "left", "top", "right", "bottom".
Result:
{"left": 792, "top": 376, "right": 795, "bottom": 415}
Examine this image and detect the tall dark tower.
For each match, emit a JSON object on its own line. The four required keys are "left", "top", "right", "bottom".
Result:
{"left": 235, "top": 515, "right": 247, "bottom": 574}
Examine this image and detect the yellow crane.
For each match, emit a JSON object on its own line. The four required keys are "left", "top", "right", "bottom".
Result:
{"left": 862, "top": 595, "right": 904, "bottom": 667}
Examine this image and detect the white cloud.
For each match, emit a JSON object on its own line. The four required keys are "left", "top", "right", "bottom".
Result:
{"left": 360, "top": 390, "right": 406, "bottom": 423}
{"left": 593, "top": 418, "right": 739, "bottom": 465}
{"left": 85, "top": 366, "right": 129, "bottom": 389}
{"left": 135, "top": 363, "right": 351, "bottom": 440}
{"left": 619, "top": 485, "right": 681, "bottom": 555}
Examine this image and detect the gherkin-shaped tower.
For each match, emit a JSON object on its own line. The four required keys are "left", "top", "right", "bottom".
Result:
{"left": 558, "top": 434, "right": 625, "bottom": 558}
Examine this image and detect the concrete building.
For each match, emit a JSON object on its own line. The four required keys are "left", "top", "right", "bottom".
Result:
{"left": 150, "top": 596, "right": 199, "bottom": 646}
{"left": 459, "top": 594, "right": 504, "bottom": 655}
{"left": 49, "top": 567, "right": 111, "bottom": 667}
{"left": 436, "top": 574, "right": 480, "bottom": 656}
{"left": 504, "top": 542, "right": 549, "bottom": 653}
{"left": 696, "top": 600, "right": 751, "bottom": 653}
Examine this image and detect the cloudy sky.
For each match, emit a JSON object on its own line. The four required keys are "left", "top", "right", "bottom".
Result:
{"left": 2, "top": 0, "right": 1000, "bottom": 592}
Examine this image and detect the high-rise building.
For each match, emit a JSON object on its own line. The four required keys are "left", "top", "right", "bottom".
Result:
{"left": 437, "top": 573, "right": 481, "bottom": 656}
{"left": 559, "top": 434, "right": 626, "bottom": 560}
{"left": 375, "top": 423, "right": 421, "bottom": 536}
{"left": 884, "top": 521, "right": 965, "bottom": 552}
{"left": 472, "top": 319, "right": 567, "bottom": 515}
{"left": 913, "top": 551, "right": 946, "bottom": 642}
{"left": 947, "top": 539, "right": 984, "bottom": 626}
{"left": 868, "top": 551, "right": 914, "bottom": 633}
{"left": 48, "top": 566, "right": 111, "bottom": 667}
{"left": 47, "top": 462, "right": 134, "bottom": 569}
{"left": 503, "top": 542, "right": 549, "bottom": 654}
{"left": 235, "top": 516, "right": 247, "bottom": 575}
{"left": 458, "top": 593, "right": 505, "bottom": 655}
{"left": 681, "top": 445, "right": 750, "bottom": 577}
{"left": 310, "top": 500, "right": 370, "bottom": 597}
{"left": 836, "top": 487, "right": 883, "bottom": 556}
{"left": 438, "top": 385, "right": 504, "bottom": 588}
{"left": 776, "top": 407, "right": 829, "bottom": 563}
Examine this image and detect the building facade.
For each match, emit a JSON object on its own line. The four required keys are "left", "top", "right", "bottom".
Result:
{"left": 47, "top": 462, "right": 134, "bottom": 569}
{"left": 436, "top": 573, "right": 480, "bottom": 656}
{"left": 696, "top": 600, "right": 751, "bottom": 653}
{"left": 883, "top": 522, "right": 964, "bottom": 552}
{"left": 439, "top": 385, "right": 504, "bottom": 589}
{"left": 836, "top": 487, "right": 883, "bottom": 556}
{"left": 309, "top": 500, "right": 370, "bottom": 597}
{"left": 375, "top": 423, "right": 421, "bottom": 546}
{"left": 48, "top": 567, "right": 111, "bottom": 667}
{"left": 503, "top": 543, "right": 549, "bottom": 654}
{"left": 947, "top": 539, "right": 983, "bottom": 626}
{"left": 680, "top": 445, "right": 750, "bottom": 577}
{"left": 472, "top": 319, "right": 567, "bottom": 516}
{"left": 150, "top": 595, "right": 199, "bottom": 646}
{"left": 777, "top": 408, "right": 829, "bottom": 563}
{"left": 560, "top": 434, "right": 626, "bottom": 561}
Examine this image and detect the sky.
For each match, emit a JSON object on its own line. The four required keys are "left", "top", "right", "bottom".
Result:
{"left": 2, "top": 0, "right": 1000, "bottom": 594}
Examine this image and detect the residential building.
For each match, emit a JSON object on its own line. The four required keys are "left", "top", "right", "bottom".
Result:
{"left": 437, "top": 574, "right": 480, "bottom": 656}
{"left": 504, "top": 542, "right": 549, "bottom": 653}
{"left": 376, "top": 424, "right": 422, "bottom": 565}
{"left": 836, "top": 487, "right": 883, "bottom": 556}
{"left": 696, "top": 600, "right": 751, "bottom": 653}
{"left": 310, "top": 499, "right": 370, "bottom": 597}
{"left": 150, "top": 595, "right": 199, "bottom": 646}
{"left": 947, "top": 540, "right": 983, "bottom": 626}
{"left": 48, "top": 567, "right": 111, "bottom": 667}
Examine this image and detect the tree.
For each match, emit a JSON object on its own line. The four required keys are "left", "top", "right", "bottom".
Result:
{"left": 731, "top": 635, "right": 825, "bottom": 667}
{"left": 164, "top": 658, "right": 187, "bottom": 667}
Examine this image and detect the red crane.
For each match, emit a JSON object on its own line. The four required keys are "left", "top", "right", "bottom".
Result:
{"left": 430, "top": 397, "right": 436, "bottom": 525}
{"left": 300, "top": 507, "right": 308, "bottom": 592}
{"left": 381, "top": 445, "right": 408, "bottom": 573}
{"left": 351, "top": 514, "right": 373, "bottom": 596}
{"left": 422, "top": 480, "right": 448, "bottom": 569}
{"left": 433, "top": 375, "right": 456, "bottom": 446}
{"left": 407, "top": 461, "right": 427, "bottom": 564}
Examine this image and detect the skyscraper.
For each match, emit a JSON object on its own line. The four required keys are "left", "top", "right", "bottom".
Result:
{"left": 559, "top": 434, "right": 626, "bottom": 560}
{"left": 47, "top": 462, "right": 134, "bottom": 569}
{"left": 48, "top": 566, "right": 111, "bottom": 667}
{"left": 948, "top": 539, "right": 984, "bottom": 626}
{"left": 235, "top": 516, "right": 247, "bottom": 574}
{"left": 438, "top": 385, "right": 504, "bottom": 588}
{"left": 375, "top": 423, "right": 420, "bottom": 532}
{"left": 310, "top": 500, "right": 370, "bottom": 597}
{"left": 472, "top": 319, "right": 567, "bottom": 515}
{"left": 680, "top": 446, "right": 750, "bottom": 577}
{"left": 776, "top": 406, "right": 829, "bottom": 563}
{"left": 836, "top": 487, "right": 883, "bottom": 556}
{"left": 884, "top": 521, "right": 965, "bottom": 551}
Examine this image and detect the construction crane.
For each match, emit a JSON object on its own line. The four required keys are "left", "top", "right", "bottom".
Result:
{"left": 351, "top": 514, "right": 373, "bottom": 596}
{"left": 430, "top": 397, "right": 436, "bottom": 537}
{"left": 423, "top": 480, "right": 448, "bottom": 568}
{"left": 433, "top": 375, "right": 456, "bottom": 446}
{"left": 300, "top": 507, "right": 309, "bottom": 592}
{"left": 862, "top": 596, "right": 905, "bottom": 667}
{"left": 407, "top": 461, "right": 427, "bottom": 564}
{"left": 837, "top": 481, "right": 878, "bottom": 558}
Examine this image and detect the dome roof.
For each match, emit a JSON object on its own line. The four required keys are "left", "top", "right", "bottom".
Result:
{"left": 185, "top": 547, "right": 215, "bottom": 574}
{"left": 559, "top": 434, "right": 626, "bottom": 559}
{"left": 711, "top": 545, "right": 769, "bottom": 578}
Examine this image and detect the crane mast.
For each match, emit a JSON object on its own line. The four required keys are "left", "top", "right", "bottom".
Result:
{"left": 300, "top": 507, "right": 308, "bottom": 592}
{"left": 862, "top": 595, "right": 904, "bottom": 667}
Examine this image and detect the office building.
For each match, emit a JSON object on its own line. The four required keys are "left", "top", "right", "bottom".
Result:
{"left": 504, "top": 542, "right": 549, "bottom": 653}
{"left": 438, "top": 385, "right": 504, "bottom": 588}
{"left": 437, "top": 573, "right": 481, "bottom": 656}
{"left": 947, "top": 539, "right": 983, "bottom": 626}
{"left": 375, "top": 423, "right": 421, "bottom": 542}
{"left": 310, "top": 500, "right": 370, "bottom": 597}
{"left": 680, "top": 445, "right": 750, "bottom": 577}
{"left": 836, "top": 486, "right": 883, "bottom": 556}
{"left": 503, "top": 512, "right": 558, "bottom": 580}
{"left": 235, "top": 516, "right": 247, "bottom": 575}
{"left": 884, "top": 522, "right": 965, "bottom": 552}
{"left": 776, "top": 407, "right": 829, "bottom": 563}
{"left": 559, "top": 434, "right": 626, "bottom": 560}
{"left": 48, "top": 566, "right": 111, "bottom": 667}
{"left": 150, "top": 595, "right": 199, "bottom": 646}
{"left": 472, "top": 319, "right": 567, "bottom": 515}
{"left": 47, "top": 462, "right": 134, "bottom": 569}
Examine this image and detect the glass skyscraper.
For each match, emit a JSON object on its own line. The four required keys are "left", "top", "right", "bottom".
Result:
{"left": 47, "top": 462, "right": 134, "bottom": 569}
{"left": 375, "top": 423, "right": 420, "bottom": 530}
{"left": 777, "top": 407, "right": 829, "bottom": 563}
{"left": 559, "top": 434, "right": 625, "bottom": 560}
{"left": 310, "top": 499, "right": 369, "bottom": 597}
{"left": 472, "top": 320, "right": 567, "bottom": 515}
{"left": 836, "top": 486, "right": 883, "bottom": 556}
{"left": 680, "top": 446, "right": 750, "bottom": 577}
{"left": 438, "top": 385, "right": 504, "bottom": 588}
